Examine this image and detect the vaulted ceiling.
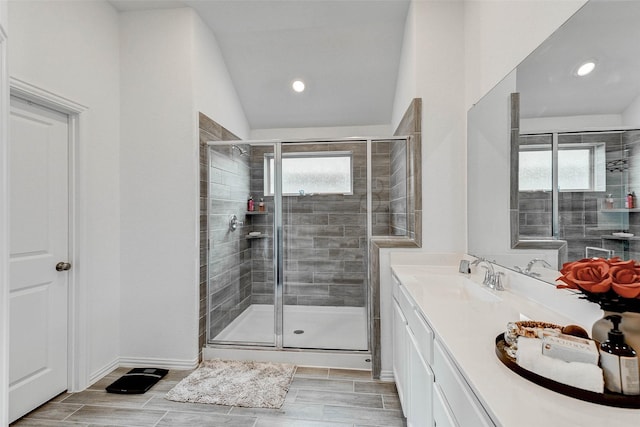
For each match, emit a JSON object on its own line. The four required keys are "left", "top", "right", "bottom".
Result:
{"left": 110, "top": 0, "right": 411, "bottom": 130}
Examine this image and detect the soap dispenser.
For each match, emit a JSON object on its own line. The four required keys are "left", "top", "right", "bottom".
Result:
{"left": 599, "top": 314, "right": 640, "bottom": 395}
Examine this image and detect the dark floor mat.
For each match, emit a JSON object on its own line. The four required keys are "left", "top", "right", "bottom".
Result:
{"left": 105, "top": 368, "right": 169, "bottom": 394}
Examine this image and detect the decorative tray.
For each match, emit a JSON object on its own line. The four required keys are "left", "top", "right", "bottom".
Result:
{"left": 495, "top": 333, "right": 640, "bottom": 408}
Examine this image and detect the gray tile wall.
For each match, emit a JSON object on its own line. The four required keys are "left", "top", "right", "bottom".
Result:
{"left": 389, "top": 139, "right": 408, "bottom": 236}
{"left": 372, "top": 141, "right": 392, "bottom": 236}
{"left": 207, "top": 144, "right": 254, "bottom": 339}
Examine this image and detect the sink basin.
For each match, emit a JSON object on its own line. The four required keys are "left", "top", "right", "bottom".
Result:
{"left": 458, "top": 278, "right": 502, "bottom": 302}
{"left": 410, "top": 274, "right": 503, "bottom": 303}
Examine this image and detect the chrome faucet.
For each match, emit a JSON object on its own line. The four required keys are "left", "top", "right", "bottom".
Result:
{"left": 515, "top": 258, "right": 552, "bottom": 277}
{"left": 526, "top": 258, "right": 552, "bottom": 272}
{"left": 471, "top": 258, "right": 504, "bottom": 291}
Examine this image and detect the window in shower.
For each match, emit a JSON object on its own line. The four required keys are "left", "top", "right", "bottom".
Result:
{"left": 519, "top": 142, "right": 606, "bottom": 192}
{"left": 264, "top": 151, "right": 353, "bottom": 196}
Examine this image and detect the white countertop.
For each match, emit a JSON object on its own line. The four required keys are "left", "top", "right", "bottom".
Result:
{"left": 391, "top": 263, "right": 640, "bottom": 427}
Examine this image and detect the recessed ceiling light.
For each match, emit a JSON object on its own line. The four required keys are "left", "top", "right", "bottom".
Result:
{"left": 576, "top": 61, "right": 596, "bottom": 77}
{"left": 292, "top": 80, "right": 305, "bottom": 93}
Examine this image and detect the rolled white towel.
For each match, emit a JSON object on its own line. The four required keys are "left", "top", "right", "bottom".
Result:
{"left": 516, "top": 336, "right": 604, "bottom": 394}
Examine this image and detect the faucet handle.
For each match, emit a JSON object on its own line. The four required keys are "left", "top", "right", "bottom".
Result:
{"left": 480, "top": 265, "right": 493, "bottom": 286}
{"left": 494, "top": 271, "right": 505, "bottom": 291}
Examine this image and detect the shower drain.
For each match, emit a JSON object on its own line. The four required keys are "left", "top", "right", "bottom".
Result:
{"left": 293, "top": 329, "right": 305, "bottom": 334}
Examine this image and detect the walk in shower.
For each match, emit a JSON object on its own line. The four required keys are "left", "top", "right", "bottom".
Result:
{"left": 204, "top": 138, "right": 408, "bottom": 367}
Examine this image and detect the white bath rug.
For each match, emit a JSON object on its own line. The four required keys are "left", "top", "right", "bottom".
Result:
{"left": 165, "top": 359, "right": 296, "bottom": 409}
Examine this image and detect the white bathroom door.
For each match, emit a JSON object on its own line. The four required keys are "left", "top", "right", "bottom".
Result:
{"left": 8, "top": 96, "right": 70, "bottom": 422}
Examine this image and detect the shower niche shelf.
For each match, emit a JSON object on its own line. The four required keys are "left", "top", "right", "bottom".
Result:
{"left": 600, "top": 208, "right": 640, "bottom": 213}
{"left": 246, "top": 211, "right": 268, "bottom": 215}
{"left": 246, "top": 233, "right": 269, "bottom": 240}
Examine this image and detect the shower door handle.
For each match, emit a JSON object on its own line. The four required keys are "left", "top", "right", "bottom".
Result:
{"left": 56, "top": 262, "right": 72, "bottom": 271}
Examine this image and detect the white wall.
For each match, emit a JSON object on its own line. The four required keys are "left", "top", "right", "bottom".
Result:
{"left": 415, "top": 1, "right": 466, "bottom": 254}
{"left": 250, "top": 124, "right": 392, "bottom": 140}
{"left": 119, "top": 8, "right": 199, "bottom": 367}
{"left": 191, "top": 11, "right": 250, "bottom": 139}
{"left": 392, "top": 0, "right": 467, "bottom": 253}
{"left": 391, "top": 0, "right": 416, "bottom": 132}
{"left": 119, "top": 7, "right": 249, "bottom": 367}
{"left": 8, "top": 0, "right": 121, "bottom": 383}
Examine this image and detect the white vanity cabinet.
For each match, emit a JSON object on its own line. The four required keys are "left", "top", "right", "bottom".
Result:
{"left": 392, "top": 274, "right": 435, "bottom": 426}
{"left": 392, "top": 272, "right": 495, "bottom": 427}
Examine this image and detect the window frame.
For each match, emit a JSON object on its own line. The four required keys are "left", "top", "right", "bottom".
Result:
{"left": 264, "top": 150, "right": 354, "bottom": 196}
{"left": 518, "top": 142, "right": 606, "bottom": 192}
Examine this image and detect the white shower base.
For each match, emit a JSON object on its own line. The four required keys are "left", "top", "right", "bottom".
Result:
{"left": 213, "top": 304, "right": 368, "bottom": 350}
{"left": 205, "top": 304, "right": 371, "bottom": 370}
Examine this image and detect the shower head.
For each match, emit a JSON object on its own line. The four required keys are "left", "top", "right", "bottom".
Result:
{"left": 232, "top": 145, "right": 249, "bottom": 156}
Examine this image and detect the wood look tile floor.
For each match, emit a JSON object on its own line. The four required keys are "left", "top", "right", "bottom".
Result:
{"left": 11, "top": 366, "right": 406, "bottom": 427}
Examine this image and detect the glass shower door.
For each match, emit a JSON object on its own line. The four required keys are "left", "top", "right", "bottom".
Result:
{"left": 279, "top": 140, "right": 369, "bottom": 350}
{"left": 207, "top": 142, "right": 276, "bottom": 346}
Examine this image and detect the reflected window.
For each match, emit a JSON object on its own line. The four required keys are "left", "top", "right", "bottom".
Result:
{"left": 519, "top": 143, "right": 606, "bottom": 191}
{"left": 264, "top": 151, "right": 353, "bottom": 195}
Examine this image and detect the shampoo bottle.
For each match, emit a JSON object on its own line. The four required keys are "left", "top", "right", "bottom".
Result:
{"left": 248, "top": 195, "right": 255, "bottom": 212}
{"left": 606, "top": 194, "right": 614, "bottom": 209}
{"left": 599, "top": 314, "right": 640, "bottom": 395}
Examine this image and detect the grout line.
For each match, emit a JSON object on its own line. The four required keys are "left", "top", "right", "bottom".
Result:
{"left": 60, "top": 403, "right": 85, "bottom": 422}
{"left": 151, "top": 410, "right": 170, "bottom": 427}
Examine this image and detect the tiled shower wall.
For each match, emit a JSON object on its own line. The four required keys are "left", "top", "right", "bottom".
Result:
{"left": 390, "top": 139, "right": 408, "bottom": 235}
{"left": 518, "top": 131, "right": 640, "bottom": 261}
{"left": 207, "top": 145, "right": 253, "bottom": 339}
{"left": 372, "top": 141, "right": 392, "bottom": 236}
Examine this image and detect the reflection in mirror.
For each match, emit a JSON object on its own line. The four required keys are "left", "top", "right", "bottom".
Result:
{"left": 517, "top": 128, "right": 640, "bottom": 263}
{"left": 469, "top": 0, "right": 640, "bottom": 283}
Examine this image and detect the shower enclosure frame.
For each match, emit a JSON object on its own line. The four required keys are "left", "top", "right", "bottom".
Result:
{"left": 206, "top": 136, "right": 409, "bottom": 355}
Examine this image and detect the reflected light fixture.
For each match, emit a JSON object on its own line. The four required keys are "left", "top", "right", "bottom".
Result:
{"left": 576, "top": 61, "right": 596, "bottom": 77}
{"left": 292, "top": 80, "right": 305, "bottom": 93}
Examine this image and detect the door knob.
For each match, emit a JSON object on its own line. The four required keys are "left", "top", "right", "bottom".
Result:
{"left": 56, "top": 262, "right": 71, "bottom": 271}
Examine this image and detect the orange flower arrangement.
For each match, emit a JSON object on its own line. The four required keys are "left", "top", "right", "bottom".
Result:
{"left": 557, "top": 257, "right": 640, "bottom": 312}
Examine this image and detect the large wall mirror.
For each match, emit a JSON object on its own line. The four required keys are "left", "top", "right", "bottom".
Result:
{"left": 468, "top": 0, "right": 640, "bottom": 283}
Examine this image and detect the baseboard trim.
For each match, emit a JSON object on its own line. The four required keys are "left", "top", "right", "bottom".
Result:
{"left": 89, "top": 358, "right": 120, "bottom": 386}
{"left": 379, "top": 370, "right": 395, "bottom": 382}
{"left": 118, "top": 356, "right": 199, "bottom": 371}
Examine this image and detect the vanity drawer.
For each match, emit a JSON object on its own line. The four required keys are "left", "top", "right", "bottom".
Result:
{"left": 398, "top": 284, "right": 434, "bottom": 364}
{"left": 433, "top": 340, "right": 494, "bottom": 427}
{"left": 411, "top": 306, "right": 434, "bottom": 365}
